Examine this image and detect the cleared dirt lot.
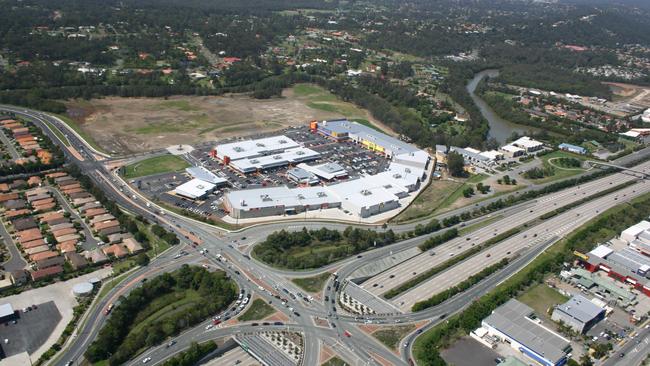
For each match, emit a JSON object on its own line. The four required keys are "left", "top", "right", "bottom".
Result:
{"left": 606, "top": 82, "right": 650, "bottom": 108}
{"left": 64, "top": 85, "right": 380, "bottom": 154}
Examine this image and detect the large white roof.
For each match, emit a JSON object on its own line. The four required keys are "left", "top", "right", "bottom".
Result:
{"left": 230, "top": 148, "right": 320, "bottom": 173}
{"left": 226, "top": 186, "right": 340, "bottom": 210}
{"left": 319, "top": 120, "right": 419, "bottom": 154}
{"left": 298, "top": 162, "right": 347, "bottom": 180}
{"left": 622, "top": 220, "right": 650, "bottom": 241}
{"left": 501, "top": 144, "right": 525, "bottom": 153}
{"left": 215, "top": 135, "right": 300, "bottom": 161}
{"left": 186, "top": 166, "right": 228, "bottom": 185}
{"left": 589, "top": 245, "right": 613, "bottom": 259}
{"left": 174, "top": 178, "right": 216, "bottom": 199}
{"left": 394, "top": 150, "right": 430, "bottom": 165}
{"left": 387, "top": 162, "right": 425, "bottom": 180}
{"left": 327, "top": 177, "right": 400, "bottom": 209}
{"left": 0, "top": 303, "right": 14, "bottom": 318}
{"left": 512, "top": 136, "right": 543, "bottom": 149}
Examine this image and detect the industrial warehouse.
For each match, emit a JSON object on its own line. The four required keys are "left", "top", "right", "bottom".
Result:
{"left": 575, "top": 219, "right": 650, "bottom": 298}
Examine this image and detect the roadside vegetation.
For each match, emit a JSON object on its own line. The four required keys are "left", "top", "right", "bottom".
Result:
{"left": 122, "top": 155, "right": 190, "bottom": 179}
{"left": 238, "top": 299, "right": 275, "bottom": 321}
{"left": 291, "top": 272, "right": 331, "bottom": 293}
{"left": 252, "top": 227, "right": 396, "bottom": 270}
{"left": 412, "top": 192, "right": 650, "bottom": 365}
{"left": 372, "top": 324, "right": 416, "bottom": 350}
{"left": 160, "top": 341, "right": 217, "bottom": 366}
{"left": 85, "top": 266, "right": 237, "bottom": 365}
{"left": 323, "top": 357, "right": 350, "bottom": 366}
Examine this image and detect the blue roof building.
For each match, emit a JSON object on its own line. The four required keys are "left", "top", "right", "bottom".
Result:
{"left": 558, "top": 143, "right": 587, "bottom": 155}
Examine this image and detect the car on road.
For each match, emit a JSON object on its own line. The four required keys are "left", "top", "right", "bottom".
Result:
{"left": 205, "top": 324, "right": 214, "bottom": 330}
{"left": 142, "top": 357, "right": 152, "bottom": 363}
{"left": 166, "top": 340, "right": 176, "bottom": 348}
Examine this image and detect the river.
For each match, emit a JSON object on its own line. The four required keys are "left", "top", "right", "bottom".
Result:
{"left": 466, "top": 69, "right": 541, "bottom": 144}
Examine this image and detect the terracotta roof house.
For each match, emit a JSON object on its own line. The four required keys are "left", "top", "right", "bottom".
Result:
{"left": 30, "top": 265, "right": 63, "bottom": 281}
{"left": 102, "top": 244, "right": 128, "bottom": 259}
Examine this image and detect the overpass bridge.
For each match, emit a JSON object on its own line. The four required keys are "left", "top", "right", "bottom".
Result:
{"left": 587, "top": 160, "right": 650, "bottom": 179}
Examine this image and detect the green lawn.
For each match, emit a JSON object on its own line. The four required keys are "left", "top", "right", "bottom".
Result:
{"left": 291, "top": 273, "right": 331, "bottom": 293}
{"left": 434, "top": 174, "right": 488, "bottom": 213}
{"left": 122, "top": 155, "right": 190, "bottom": 179}
{"left": 458, "top": 215, "right": 503, "bottom": 236}
{"left": 130, "top": 291, "right": 202, "bottom": 334}
{"left": 527, "top": 150, "right": 587, "bottom": 184}
{"left": 293, "top": 84, "right": 369, "bottom": 118}
{"left": 293, "top": 84, "right": 323, "bottom": 96}
{"left": 238, "top": 299, "right": 276, "bottom": 321}
{"left": 393, "top": 180, "right": 463, "bottom": 223}
{"left": 517, "top": 283, "right": 569, "bottom": 318}
{"left": 372, "top": 324, "right": 417, "bottom": 350}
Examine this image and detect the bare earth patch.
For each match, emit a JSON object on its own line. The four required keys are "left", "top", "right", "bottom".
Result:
{"left": 64, "top": 85, "right": 385, "bottom": 154}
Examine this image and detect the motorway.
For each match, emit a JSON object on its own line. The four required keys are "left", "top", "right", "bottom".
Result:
{"left": 2, "top": 104, "right": 649, "bottom": 366}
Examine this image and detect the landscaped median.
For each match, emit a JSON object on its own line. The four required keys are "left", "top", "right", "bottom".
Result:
{"left": 412, "top": 192, "right": 650, "bottom": 366}
{"left": 85, "top": 266, "right": 237, "bottom": 365}
{"left": 383, "top": 227, "right": 518, "bottom": 300}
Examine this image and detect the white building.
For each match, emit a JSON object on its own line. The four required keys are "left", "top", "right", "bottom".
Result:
{"left": 214, "top": 135, "right": 300, "bottom": 163}
{"left": 641, "top": 108, "right": 650, "bottom": 123}
{"left": 501, "top": 144, "right": 526, "bottom": 158}
{"left": 174, "top": 178, "right": 216, "bottom": 200}
{"left": 185, "top": 166, "right": 228, "bottom": 185}
{"left": 298, "top": 162, "right": 348, "bottom": 181}
{"left": 224, "top": 186, "right": 341, "bottom": 219}
{"left": 229, "top": 147, "right": 320, "bottom": 173}
{"left": 511, "top": 136, "right": 544, "bottom": 153}
{"left": 482, "top": 299, "right": 571, "bottom": 366}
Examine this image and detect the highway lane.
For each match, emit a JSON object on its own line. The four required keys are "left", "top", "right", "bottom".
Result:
{"left": 361, "top": 165, "right": 649, "bottom": 300}
{"left": 602, "top": 326, "right": 650, "bottom": 366}
{"left": 4, "top": 104, "right": 650, "bottom": 366}
{"left": 395, "top": 180, "right": 650, "bottom": 311}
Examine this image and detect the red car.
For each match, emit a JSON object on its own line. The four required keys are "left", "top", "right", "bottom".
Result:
{"left": 213, "top": 319, "right": 222, "bottom": 325}
{"left": 344, "top": 330, "right": 351, "bottom": 337}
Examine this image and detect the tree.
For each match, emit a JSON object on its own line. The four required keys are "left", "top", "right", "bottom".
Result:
{"left": 462, "top": 186, "right": 475, "bottom": 198}
{"left": 447, "top": 151, "right": 465, "bottom": 177}
{"left": 135, "top": 253, "right": 150, "bottom": 266}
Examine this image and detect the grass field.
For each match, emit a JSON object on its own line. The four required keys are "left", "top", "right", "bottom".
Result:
{"left": 238, "top": 299, "right": 276, "bottom": 321}
{"left": 394, "top": 180, "right": 463, "bottom": 222}
{"left": 372, "top": 324, "right": 417, "bottom": 350}
{"left": 518, "top": 283, "right": 569, "bottom": 318}
{"left": 528, "top": 150, "right": 587, "bottom": 184}
{"left": 291, "top": 273, "right": 331, "bottom": 293}
{"left": 63, "top": 84, "right": 382, "bottom": 154}
{"left": 122, "top": 155, "right": 190, "bottom": 179}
